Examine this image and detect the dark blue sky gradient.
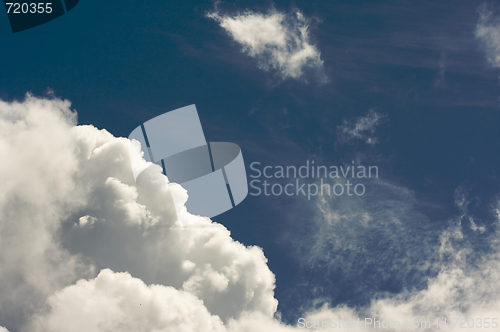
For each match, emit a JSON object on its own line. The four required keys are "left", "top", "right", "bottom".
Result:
{"left": 2, "top": 0, "right": 500, "bottom": 324}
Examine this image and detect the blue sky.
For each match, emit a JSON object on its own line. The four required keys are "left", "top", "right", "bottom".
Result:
{"left": 2, "top": 0, "right": 500, "bottom": 331}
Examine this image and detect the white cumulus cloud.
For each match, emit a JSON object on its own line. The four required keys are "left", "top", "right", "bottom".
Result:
{"left": 0, "top": 94, "right": 278, "bottom": 331}
{"left": 207, "top": 8, "right": 326, "bottom": 82}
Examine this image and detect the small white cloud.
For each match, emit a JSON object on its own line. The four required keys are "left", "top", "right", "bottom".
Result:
{"left": 76, "top": 215, "right": 97, "bottom": 227}
{"left": 337, "top": 109, "right": 386, "bottom": 145}
{"left": 207, "top": 8, "right": 326, "bottom": 82}
{"left": 476, "top": 4, "right": 500, "bottom": 68}
{"left": 470, "top": 218, "right": 486, "bottom": 233}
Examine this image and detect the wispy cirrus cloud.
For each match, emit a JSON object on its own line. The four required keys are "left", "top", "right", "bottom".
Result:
{"left": 281, "top": 168, "right": 500, "bottom": 330}
{"left": 302, "top": 193, "right": 500, "bottom": 332}
{"left": 476, "top": 4, "right": 500, "bottom": 68}
{"left": 337, "top": 109, "right": 387, "bottom": 145}
{"left": 207, "top": 7, "right": 326, "bottom": 83}
{"left": 434, "top": 52, "right": 447, "bottom": 88}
